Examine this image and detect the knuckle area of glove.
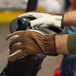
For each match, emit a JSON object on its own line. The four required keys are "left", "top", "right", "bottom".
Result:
{"left": 9, "top": 40, "right": 22, "bottom": 49}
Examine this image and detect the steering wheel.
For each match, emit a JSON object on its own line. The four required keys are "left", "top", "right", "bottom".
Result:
{"left": 5, "top": 17, "right": 65, "bottom": 76}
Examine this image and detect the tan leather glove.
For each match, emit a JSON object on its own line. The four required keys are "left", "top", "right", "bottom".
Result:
{"left": 6, "top": 31, "right": 56, "bottom": 62}
{"left": 6, "top": 30, "right": 76, "bottom": 62}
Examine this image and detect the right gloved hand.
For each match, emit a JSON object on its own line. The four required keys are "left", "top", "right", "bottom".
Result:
{"left": 18, "top": 12, "right": 63, "bottom": 28}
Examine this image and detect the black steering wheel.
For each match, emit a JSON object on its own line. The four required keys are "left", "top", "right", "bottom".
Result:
{"left": 4, "top": 17, "right": 65, "bottom": 76}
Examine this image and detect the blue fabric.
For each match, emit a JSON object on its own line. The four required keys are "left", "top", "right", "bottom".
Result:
{"left": 34, "top": 0, "right": 38, "bottom": 11}
{"left": 61, "top": 55, "right": 76, "bottom": 76}
{"left": 72, "top": 29, "right": 76, "bottom": 33}
{"left": 68, "top": 27, "right": 76, "bottom": 33}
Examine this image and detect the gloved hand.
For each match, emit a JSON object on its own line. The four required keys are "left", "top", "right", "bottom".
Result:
{"left": 6, "top": 31, "right": 56, "bottom": 62}
{"left": 6, "top": 30, "right": 76, "bottom": 62}
{"left": 18, "top": 12, "right": 63, "bottom": 28}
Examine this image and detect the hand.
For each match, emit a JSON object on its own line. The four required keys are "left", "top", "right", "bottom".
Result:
{"left": 6, "top": 31, "right": 56, "bottom": 62}
{"left": 18, "top": 12, "right": 62, "bottom": 28}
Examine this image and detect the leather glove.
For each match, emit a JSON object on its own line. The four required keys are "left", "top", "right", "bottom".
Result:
{"left": 6, "top": 31, "right": 56, "bottom": 62}
{"left": 18, "top": 12, "right": 63, "bottom": 28}
{"left": 6, "top": 31, "right": 76, "bottom": 62}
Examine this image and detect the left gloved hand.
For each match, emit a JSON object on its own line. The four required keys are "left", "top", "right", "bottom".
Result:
{"left": 6, "top": 31, "right": 76, "bottom": 62}
{"left": 6, "top": 31, "right": 56, "bottom": 62}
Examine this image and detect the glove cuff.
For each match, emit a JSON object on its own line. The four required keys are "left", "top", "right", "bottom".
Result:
{"left": 55, "top": 34, "right": 69, "bottom": 54}
{"left": 62, "top": 11, "right": 76, "bottom": 26}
